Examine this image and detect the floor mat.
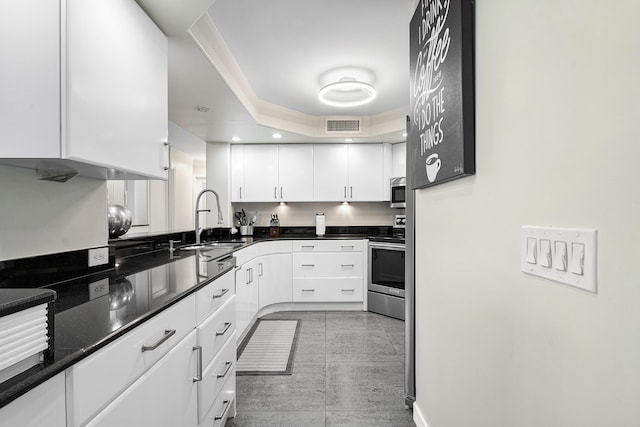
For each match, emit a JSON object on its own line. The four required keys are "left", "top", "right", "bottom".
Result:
{"left": 236, "top": 319, "right": 300, "bottom": 375}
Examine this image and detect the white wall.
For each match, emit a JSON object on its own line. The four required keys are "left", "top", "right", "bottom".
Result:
{"left": 0, "top": 165, "right": 106, "bottom": 261}
{"left": 414, "top": 2, "right": 640, "bottom": 426}
{"left": 206, "top": 142, "right": 232, "bottom": 228}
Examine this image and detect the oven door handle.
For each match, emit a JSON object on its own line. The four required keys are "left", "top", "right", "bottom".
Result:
{"left": 369, "top": 242, "right": 406, "bottom": 250}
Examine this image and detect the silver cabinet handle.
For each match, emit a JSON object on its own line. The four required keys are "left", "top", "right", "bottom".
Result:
{"left": 274, "top": 186, "right": 278, "bottom": 199}
{"left": 214, "top": 400, "right": 231, "bottom": 421}
{"left": 350, "top": 186, "right": 353, "bottom": 198}
{"left": 344, "top": 186, "right": 347, "bottom": 198}
{"left": 301, "top": 264, "right": 315, "bottom": 268}
{"left": 193, "top": 345, "right": 203, "bottom": 382}
{"left": 216, "top": 321, "right": 232, "bottom": 336}
{"left": 217, "top": 361, "right": 233, "bottom": 378}
{"left": 259, "top": 263, "right": 263, "bottom": 276}
{"left": 301, "top": 289, "right": 315, "bottom": 292}
{"left": 141, "top": 329, "right": 176, "bottom": 352}
{"left": 341, "top": 245, "right": 355, "bottom": 250}
{"left": 341, "top": 288, "right": 355, "bottom": 292}
{"left": 239, "top": 187, "right": 243, "bottom": 199}
{"left": 246, "top": 268, "right": 250, "bottom": 285}
{"left": 301, "top": 245, "right": 315, "bottom": 250}
{"left": 280, "top": 186, "right": 283, "bottom": 199}
{"left": 341, "top": 264, "right": 355, "bottom": 268}
{"left": 213, "top": 288, "right": 229, "bottom": 299}
{"left": 250, "top": 267, "right": 254, "bottom": 283}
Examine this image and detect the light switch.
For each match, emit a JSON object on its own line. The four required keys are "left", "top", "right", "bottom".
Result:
{"left": 539, "top": 239, "right": 551, "bottom": 267}
{"left": 553, "top": 241, "right": 568, "bottom": 271}
{"left": 570, "top": 242, "right": 585, "bottom": 275}
{"left": 521, "top": 226, "right": 597, "bottom": 293}
{"left": 526, "top": 238, "right": 537, "bottom": 264}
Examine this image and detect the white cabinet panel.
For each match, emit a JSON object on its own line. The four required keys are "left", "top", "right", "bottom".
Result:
{"left": 278, "top": 144, "right": 314, "bottom": 201}
{"left": 230, "top": 145, "right": 245, "bottom": 202}
{"left": 235, "top": 260, "right": 259, "bottom": 341}
{"left": 292, "top": 253, "right": 362, "bottom": 277}
{"left": 197, "top": 331, "right": 236, "bottom": 423}
{"left": 201, "top": 369, "right": 236, "bottom": 427}
{"left": 292, "top": 278, "right": 364, "bottom": 302}
{"left": 243, "top": 145, "right": 279, "bottom": 201}
{"left": 313, "top": 144, "right": 349, "bottom": 201}
{"left": 0, "top": 373, "right": 66, "bottom": 427}
{"left": 197, "top": 296, "right": 236, "bottom": 369}
{"left": 348, "top": 144, "right": 385, "bottom": 201}
{"left": 195, "top": 270, "right": 235, "bottom": 325}
{"left": 0, "top": 0, "right": 168, "bottom": 180}
{"left": 291, "top": 240, "right": 363, "bottom": 252}
{"left": 86, "top": 331, "right": 198, "bottom": 427}
{"left": 258, "top": 253, "right": 293, "bottom": 308}
{"left": 392, "top": 142, "right": 407, "bottom": 178}
{"left": 66, "top": 294, "right": 196, "bottom": 426}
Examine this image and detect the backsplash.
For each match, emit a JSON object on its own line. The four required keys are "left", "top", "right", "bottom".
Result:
{"left": 231, "top": 202, "right": 403, "bottom": 227}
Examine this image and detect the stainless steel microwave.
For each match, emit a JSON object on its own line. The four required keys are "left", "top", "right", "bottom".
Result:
{"left": 390, "top": 177, "right": 406, "bottom": 208}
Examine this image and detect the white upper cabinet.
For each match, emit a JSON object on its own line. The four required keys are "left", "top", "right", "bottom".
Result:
{"left": 278, "top": 144, "right": 314, "bottom": 202}
{"left": 243, "top": 145, "right": 279, "bottom": 202}
{"left": 231, "top": 144, "right": 314, "bottom": 202}
{"left": 0, "top": 0, "right": 169, "bottom": 180}
{"left": 392, "top": 142, "right": 407, "bottom": 178}
{"left": 313, "top": 144, "right": 349, "bottom": 201}
{"left": 315, "top": 144, "right": 390, "bottom": 201}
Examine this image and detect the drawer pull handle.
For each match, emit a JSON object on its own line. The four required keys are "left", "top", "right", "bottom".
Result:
{"left": 341, "top": 264, "right": 355, "bottom": 268}
{"left": 214, "top": 399, "right": 231, "bottom": 421}
{"left": 193, "top": 345, "right": 203, "bottom": 382}
{"left": 301, "top": 289, "right": 315, "bottom": 292}
{"left": 342, "top": 289, "right": 355, "bottom": 292}
{"left": 301, "top": 264, "right": 315, "bottom": 268}
{"left": 217, "top": 361, "right": 233, "bottom": 378}
{"left": 342, "top": 245, "right": 354, "bottom": 250}
{"left": 216, "top": 322, "right": 232, "bottom": 336}
{"left": 301, "top": 245, "right": 315, "bottom": 250}
{"left": 141, "top": 329, "right": 176, "bottom": 352}
{"left": 212, "top": 288, "right": 229, "bottom": 299}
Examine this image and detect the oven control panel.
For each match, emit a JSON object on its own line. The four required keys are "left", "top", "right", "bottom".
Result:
{"left": 393, "top": 214, "right": 406, "bottom": 228}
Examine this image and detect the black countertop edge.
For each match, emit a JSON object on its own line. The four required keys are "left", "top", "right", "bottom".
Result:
{"left": 0, "top": 289, "right": 56, "bottom": 317}
{"left": 0, "top": 257, "right": 235, "bottom": 409}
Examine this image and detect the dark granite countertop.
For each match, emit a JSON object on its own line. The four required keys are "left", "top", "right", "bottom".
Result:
{"left": 0, "top": 228, "right": 398, "bottom": 408}
{"left": 0, "top": 288, "right": 56, "bottom": 317}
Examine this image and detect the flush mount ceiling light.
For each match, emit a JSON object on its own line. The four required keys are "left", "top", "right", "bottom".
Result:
{"left": 194, "top": 106, "right": 210, "bottom": 112}
{"left": 318, "top": 77, "right": 376, "bottom": 107}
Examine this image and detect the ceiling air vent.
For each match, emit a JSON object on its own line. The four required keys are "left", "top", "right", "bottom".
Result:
{"left": 325, "top": 118, "right": 361, "bottom": 134}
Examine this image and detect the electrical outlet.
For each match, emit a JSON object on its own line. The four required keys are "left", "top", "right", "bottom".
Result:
{"left": 88, "top": 247, "right": 109, "bottom": 267}
{"left": 88, "top": 278, "right": 109, "bottom": 300}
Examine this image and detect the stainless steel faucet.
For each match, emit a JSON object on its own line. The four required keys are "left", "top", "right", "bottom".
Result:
{"left": 194, "top": 189, "right": 223, "bottom": 244}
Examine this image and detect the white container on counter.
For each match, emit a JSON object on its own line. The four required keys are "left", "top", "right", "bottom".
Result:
{"left": 315, "top": 213, "right": 325, "bottom": 236}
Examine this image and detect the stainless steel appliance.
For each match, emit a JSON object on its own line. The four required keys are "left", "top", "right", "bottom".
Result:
{"left": 390, "top": 177, "right": 406, "bottom": 208}
{"left": 368, "top": 238, "right": 406, "bottom": 320}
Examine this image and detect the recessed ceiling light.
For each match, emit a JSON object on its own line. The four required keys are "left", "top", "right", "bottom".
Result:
{"left": 344, "top": 138, "right": 353, "bottom": 142}
{"left": 231, "top": 136, "right": 241, "bottom": 142}
{"left": 272, "top": 133, "right": 282, "bottom": 139}
{"left": 194, "top": 106, "right": 209, "bottom": 112}
{"left": 318, "top": 77, "right": 376, "bottom": 107}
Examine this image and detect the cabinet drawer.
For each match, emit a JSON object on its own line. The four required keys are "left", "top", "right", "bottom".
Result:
{"left": 197, "top": 296, "right": 236, "bottom": 368}
{"left": 197, "top": 331, "right": 236, "bottom": 423}
{"left": 292, "top": 278, "right": 364, "bottom": 302}
{"left": 196, "top": 270, "right": 235, "bottom": 325}
{"left": 292, "top": 240, "right": 363, "bottom": 253}
{"left": 292, "top": 253, "right": 363, "bottom": 278}
{"left": 201, "top": 370, "right": 236, "bottom": 427}
{"left": 66, "top": 294, "right": 196, "bottom": 426}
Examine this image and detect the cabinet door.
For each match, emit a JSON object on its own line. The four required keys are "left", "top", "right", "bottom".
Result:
{"left": 313, "top": 144, "right": 349, "bottom": 201}
{"left": 235, "top": 259, "right": 259, "bottom": 341}
{"left": 392, "top": 142, "right": 407, "bottom": 178}
{"left": 0, "top": 0, "right": 60, "bottom": 157}
{"left": 0, "top": 373, "right": 66, "bottom": 427}
{"left": 86, "top": 332, "right": 198, "bottom": 427}
{"left": 243, "top": 145, "right": 279, "bottom": 201}
{"left": 230, "top": 145, "right": 245, "bottom": 202}
{"left": 65, "top": 0, "right": 169, "bottom": 179}
{"left": 278, "top": 144, "right": 314, "bottom": 201}
{"left": 348, "top": 144, "right": 385, "bottom": 201}
{"left": 258, "top": 253, "right": 293, "bottom": 308}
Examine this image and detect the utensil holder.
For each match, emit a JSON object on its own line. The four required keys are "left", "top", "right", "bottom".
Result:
{"left": 240, "top": 225, "right": 254, "bottom": 236}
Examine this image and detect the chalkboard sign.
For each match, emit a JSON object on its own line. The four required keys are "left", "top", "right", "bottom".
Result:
{"left": 408, "top": 0, "right": 475, "bottom": 189}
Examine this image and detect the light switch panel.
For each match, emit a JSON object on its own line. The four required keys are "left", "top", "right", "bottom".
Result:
{"left": 526, "top": 238, "right": 537, "bottom": 264}
{"left": 521, "top": 226, "right": 597, "bottom": 293}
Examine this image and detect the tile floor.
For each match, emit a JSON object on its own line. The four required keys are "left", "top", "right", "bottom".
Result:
{"left": 225, "top": 311, "right": 415, "bottom": 427}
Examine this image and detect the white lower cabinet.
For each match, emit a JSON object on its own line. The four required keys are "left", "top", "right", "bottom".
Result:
{"left": 86, "top": 331, "right": 199, "bottom": 427}
{"left": 257, "top": 252, "right": 293, "bottom": 308}
{"left": 235, "top": 259, "right": 259, "bottom": 342}
{"left": 0, "top": 372, "right": 66, "bottom": 427}
{"left": 197, "top": 332, "right": 237, "bottom": 424}
{"left": 292, "top": 240, "right": 365, "bottom": 303}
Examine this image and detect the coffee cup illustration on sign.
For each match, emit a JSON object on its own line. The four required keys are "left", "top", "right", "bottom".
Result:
{"left": 425, "top": 153, "right": 441, "bottom": 183}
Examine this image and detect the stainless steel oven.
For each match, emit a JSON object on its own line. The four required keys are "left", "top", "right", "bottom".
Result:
{"left": 368, "top": 240, "right": 406, "bottom": 320}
